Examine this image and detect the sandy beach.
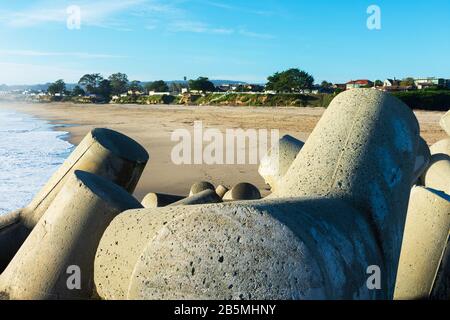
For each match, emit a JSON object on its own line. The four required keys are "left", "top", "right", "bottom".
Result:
{"left": 0, "top": 102, "right": 447, "bottom": 201}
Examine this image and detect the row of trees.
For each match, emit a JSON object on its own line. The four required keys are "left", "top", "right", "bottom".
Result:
{"left": 46, "top": 68, "right": 321, "bottom": 99}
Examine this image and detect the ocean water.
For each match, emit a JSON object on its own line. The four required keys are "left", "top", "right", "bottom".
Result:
{"left": 0, "top": 108, "right": 73, "bottom": 215}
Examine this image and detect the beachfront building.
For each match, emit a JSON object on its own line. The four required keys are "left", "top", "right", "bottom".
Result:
{"left": 346, "top": 80, "right": 374, "bottom": 90}
{"left": 384, "top": 79, "right": 401, "bottom": 87}
{"left": 414, "top": 77, "right": 448, "bottom": 89}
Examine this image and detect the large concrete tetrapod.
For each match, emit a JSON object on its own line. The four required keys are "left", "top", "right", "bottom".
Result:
{"left": 440, "top": 110, "right": 450, "bottom": 136}
{"left": 95, "top": 89, "right": 419, "bottom": 300}
{"left": 0, "top": 128, "right": 149, "bottom": 272}
{"left": 272, "top": 89, "right": 419, "bottom": 296}
{"left": 395, "top": 187, "right": 450, "bottom": 300}
{"left": 0, "top": 171, "right": 142, "bottom": 300}
{"left": 258, "top": 135, "right": 304, "bottom": 192}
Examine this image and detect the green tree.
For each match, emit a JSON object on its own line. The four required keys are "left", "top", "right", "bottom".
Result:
{"left": 189, "top": 77, "right": 215, "bottom": 93}
{"left": 78, "top": 73, "right": 104, "bottom": 94}
{"left": 145, "top": 80, "right": 169, "bottom": 93}
{"left": 321, "top": 81, "right": 333, "bottom": 89}
{"left": 400, "top": 77, "right": 416, "bottom": 87}
{"left": 71, "top": 85, "right": 85, "bottom": 96}
{"left": 98, "top": 79, "right": 112, "bottom": 100}
{"left": 169, "top": 82, "right": 186, "bottom": 93}
{"left": 375, "top": 80, "right": 383, "bottom": 87}
{"left": 266, "top": 68, "right": 314, "bottom": 93}
{"left": 129, "top": 80, "right": 144, "bottom": 92}
{"left": 47, "top": 79, "right": 66, "bottom": 95}
{"left": 108, "top": 73, "right": 129, "bottom": 95}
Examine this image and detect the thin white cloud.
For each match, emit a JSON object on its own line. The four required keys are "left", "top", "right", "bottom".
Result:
{"left": 0, "top": 50, "right": 126, "bottom": 59}
{"left": 238, "top": 29, "right": 275, "bottom": 40}
{"left": 168, "top": 20, "right": 234, "bottom": 35}
{"left": 0, "top": 0, "right": 151, "bottom": 30}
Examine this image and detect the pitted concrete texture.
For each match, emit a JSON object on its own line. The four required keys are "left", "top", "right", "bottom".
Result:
{"left": 272, "top": 89, "right": 419, "bottom": 294}
{"left": 430, "top": 138, "right": 450, "bottom": 157}
{"left": 413, "top": 138, "right": 431, "bottom": 184}
{"left": 171, "top": 189, "right": 222, "bottom": 206}
{"left": 0, "top": 171, "right": 142, "bottom": 300}
{"left": 189, "top": 181, "right": 215, "bottom": 196}
{"left": 440, "top": 110, "right": 450, "bottom": 136}
{"left": 141, "top": 193, "right": 184, "bottom": 208}
{"left": 422, "top": 154, "right": 450, "bottom": 194}
{"left": 119, "top": 198, "right": 385, "bottom": 300}
{"left": 215, "top": 185, "right": 229, "bottom": 199}
{"left": 395, "top": 187, "right": 450, "bottom": 300}
{"left": 223, "top": 183, "right": 261, "bottom": 201}
{"left": 94, "top": 207, "right": 185, "bottom": 300}
{"left": 258, "top": 135, "right": 304, "bottom": 191}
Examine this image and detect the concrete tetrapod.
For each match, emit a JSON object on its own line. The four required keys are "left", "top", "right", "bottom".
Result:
{"left": 141, "top": 193, "right": 184, "bottom": 208}
{"left": 258, "top": 135, "right": 304, "bottom": 191}
{"left": 223, "top": 183, "right": 261, "bottom": 201}
{"left": 272, "top": 89, "right": 419, "bottom": 296}
{"left": 118, "top": 198, "right": 384, "bottom": 300}
{"left": 189, "top": 181, "right": 215, "bottom": 197}
{"left": 395, "top": 187, "right": 450, "bottom": 300}
{"left": 440, "top": 110, "right": 450, "bottom": 136}
{"left": 0, "top": 128, "right": 149, "bottom": 272}
{"left": 421, "top": 154, "right": 450, "bottom": 194}
{"left": 0, "top": 171, "right": 142, "bottom": 300}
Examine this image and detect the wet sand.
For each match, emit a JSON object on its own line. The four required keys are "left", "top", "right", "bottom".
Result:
{"left": 0, "top": 102, "right": 446, "bottom": 201}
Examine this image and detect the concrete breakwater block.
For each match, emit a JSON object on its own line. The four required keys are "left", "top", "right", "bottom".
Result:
{"left": 141, "top": 193, "right": 184, "bottom": 208}
{"left": 421, "top": 154, "right": 450, "bottom": 194}
{"left": 272, "top": 89, "right": 419, "bottom": 294}
{"left": 258, "top": 135, "right": 304, "bottom": 191}
{"left": 395, "top": 187, "right": 450, "bottom": 300}
{"left": 440, "top": 110, "right": 450, "bottom": 136}
{"left": 170, "top": 189, "right": 222, "bottom": 206}
{"left": 189, "top": 181, "right": 215, "bottom": 196}
{"left": 430, "top": 138, "right": 450, "bottom": 157}
{"left": 0, "top": 128, "right": 149, "bottom": 273}
{"left": 98, "top": 199, "right": 384, "bottom": 300}
{"left": 223, "top": 183, "right": 261, "bottom": 201}
{"left": 215, "top": 185, "right": 229, "bottom": 199}
{"left": 0, "top": 171, "right": 142, "bottom": 300}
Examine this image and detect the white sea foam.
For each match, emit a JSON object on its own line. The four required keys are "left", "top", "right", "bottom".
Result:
{"left": 0, "top": 108, "right": 73, "bottom": 215}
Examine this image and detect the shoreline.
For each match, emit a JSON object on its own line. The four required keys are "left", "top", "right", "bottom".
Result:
{"left": 0, "top": 102, "right": 447, "bottom": 201}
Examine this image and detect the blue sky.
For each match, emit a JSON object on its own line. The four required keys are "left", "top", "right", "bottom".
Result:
{"left": 0, "top": 0, "right": 449, "bottom": 85}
